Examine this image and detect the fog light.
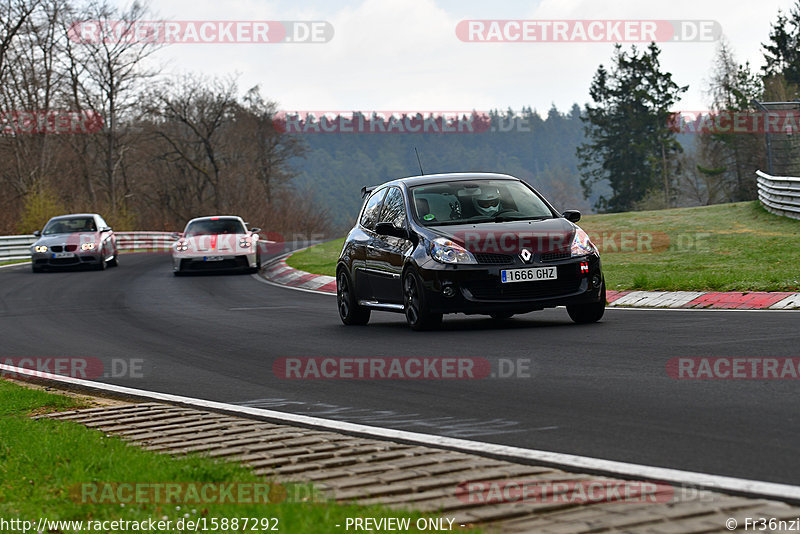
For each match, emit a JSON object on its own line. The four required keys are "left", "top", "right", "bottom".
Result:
{"left": 442, "top": 284, "right": 456, "bottom": 298}
{"left": 592, "top": 274, "right": 602, "bottom": 288}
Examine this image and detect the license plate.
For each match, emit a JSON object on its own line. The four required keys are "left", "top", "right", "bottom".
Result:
{"left": 204, "top": 256, "right": 224, "bottom": 261}
{"left": 52, "top": 252, "right": 74, "bottom": 258}
{"left": 501, "top": 267, "right": 557, "bottom": 283}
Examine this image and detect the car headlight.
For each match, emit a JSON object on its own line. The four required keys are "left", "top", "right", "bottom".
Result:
{"left": 239, "top": 238, "right": 251, "bottom": 248}
{"left": 81, "top": 243, "right": 96, "bottom": 251}
{"left": 175, "top": 241, "right": 188, "bottom": 252}
{"left": 34, "top": 245, "right": 47, "bottom": 253}
{"left": 571, "top": 227, "right": 597, "bottom": 256}
{"left": 430, "top": 237, "right": 476, "bottom": 264}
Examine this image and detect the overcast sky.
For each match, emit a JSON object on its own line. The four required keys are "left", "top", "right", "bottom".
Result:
{"left": 115, "top": 0, "right": 793, "bottom": 115}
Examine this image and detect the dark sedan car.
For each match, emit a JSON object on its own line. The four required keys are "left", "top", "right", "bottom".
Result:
{"left": 336, "top": 173, "right": 605, "bottom": 330}
{"left": 30, "top": 213, "right": 118, "bottom": 272}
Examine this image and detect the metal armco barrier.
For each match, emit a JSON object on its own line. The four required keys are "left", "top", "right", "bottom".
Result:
{"left": 114, "top": 232, "right": 176, "bottom": 252}
{"left": 0, "top": 235, "right": 37, "bottom": 261}
{"left": 756, "top": 170, "right": 800, "bottom": 220}
{"left": 0, "top": 231, "right": 176, "bottom": 262}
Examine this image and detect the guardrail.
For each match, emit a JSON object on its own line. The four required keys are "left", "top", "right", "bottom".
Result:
{"left": 115, "top": 232, "right": 176, "bottom": 252}
{"left": 756, "top": 170, "right": 800, "bottom": 220}
{"left": 0, "top": 235, "right": 37, "bottom": 262}
{"left": 0, "top": 231, "right": 177, "bottom": 262}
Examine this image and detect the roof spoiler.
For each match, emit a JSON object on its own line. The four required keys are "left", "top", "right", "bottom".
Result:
{"left": 360, "top": 185, "right": 377, "bottom": 198}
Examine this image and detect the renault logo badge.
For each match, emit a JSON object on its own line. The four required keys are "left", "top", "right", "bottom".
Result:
{"left": 520, "top": 249, "right": 532, "bottom": 263}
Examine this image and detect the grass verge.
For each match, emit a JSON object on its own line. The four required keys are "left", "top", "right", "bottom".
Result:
{"left": 285, "top": 239, "right": 343, "bottom": 277}
{"left": 284, "top": 202, "right": 800, "bottom": 292}
{"left": 0, "top": 379, "right": 478, "bottom": 533}
{"left": 581, "top": 201, "right": 800, "bottom": 291}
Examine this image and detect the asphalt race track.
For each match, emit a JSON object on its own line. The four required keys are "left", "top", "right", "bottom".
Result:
{"left": 2, "top": 253, "right": 799, "bottom": 486}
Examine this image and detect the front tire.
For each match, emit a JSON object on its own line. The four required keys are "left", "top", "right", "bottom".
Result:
{"left": 108, "top": 253, "right": 119, "bottom": 267}
{"left": 337, "top": 268, "right": 370, "bottom": 325}
{"left": 567, "top": 281, "right": 605, "bottom": 324}
{"left": 403, "top": 270, "right": 442, "bottom": 331}
{"left": 31, "top": 263, "right": 43, "bottom": 273}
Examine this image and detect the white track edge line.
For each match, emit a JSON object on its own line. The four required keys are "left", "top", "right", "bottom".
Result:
{"left": 3, "top": 362, "right": 798, "bottom": 503}
{"left": 0, "top": 261, "right": 30, "bottom": 269}
{"left": 606, "top": 306, "right": 799, "bottom": 313}
{"left": 251, "top": 273, "right": 336, "bottom": 296}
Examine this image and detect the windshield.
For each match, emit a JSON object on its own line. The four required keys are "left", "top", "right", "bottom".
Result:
{"left": 184, "top": 218, "right": 246, "bottom": 237}
{"left": 410, "top": 180, "right": 554, "bottom": 226}
{"left": 43, "top": 217, "right": 96, "bottom": 235}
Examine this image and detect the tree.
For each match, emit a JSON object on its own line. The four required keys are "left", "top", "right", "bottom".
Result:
{"left": 238, "top": 86, "right": 306, "bottom": 203}
{"left": 64, "top": 0, "right": 162, "bottom": 220}
{"left": 144, "top": 75, "right": 241, "bottom": 218}
{"left": 0, "top": 0, "right": 39, "bottom": 80}
{"left": 577, "top": 43, "right": 687, "bottom": 212}
{"left": 702, "top": 39, "right": 764, "bottom": 201}
{"left": 0, "top": 0, "right": 68, "bottom": 197}
{"left": 762, "top": 1, "right": 800, "bottom": 96}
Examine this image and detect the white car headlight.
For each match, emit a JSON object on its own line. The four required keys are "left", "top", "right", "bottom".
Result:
{"left": 430, "top": 237, "right": 476, "bottom": 264}
{"left": 239, "top": 238, "right": 252, "bottom": 248}
{"left": 175, "top": 241, "right": 189, "bottom": 252}
{"left": 34, "top": 245, "right": 48, "bottom": 253}
{"left": 571, "top": 227, "right": 597, "bottom": 256}
{"left": 81, "top": 243, "right": 96, "bottom": 251}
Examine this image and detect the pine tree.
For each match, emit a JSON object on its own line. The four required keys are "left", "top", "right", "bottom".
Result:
{"left": 577, "top": 43, "right": 687, "bottom": 212}
{"left": 762, "top": 1, "right": 800, "bottom": 94}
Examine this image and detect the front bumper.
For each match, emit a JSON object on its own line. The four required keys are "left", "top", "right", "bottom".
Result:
{"left": 416, "top": 253, "right": 603, "bottom": 315}
{"left": 31, "top": 252, "right": 104, "bottom": 269}
{"left": 172, "top": 253, "right": 256, "bottom": 272}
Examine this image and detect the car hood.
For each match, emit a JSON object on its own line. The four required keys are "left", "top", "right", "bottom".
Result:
{"left": 181, "top": 233, "right": 249, "bottom": 252}
{"left": 420, "top": 217, "right": 577, "bottom": 255}
{"left": 34, "top": 232, "right": 100, "bottom": 246}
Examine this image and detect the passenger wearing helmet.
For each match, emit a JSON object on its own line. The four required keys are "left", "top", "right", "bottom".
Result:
{"left": 472, "top": 187, "right": 502, "bottom": 217}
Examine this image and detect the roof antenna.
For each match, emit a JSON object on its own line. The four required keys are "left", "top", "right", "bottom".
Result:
{"left": 414, "top": 147, "right": 425, "bottom": 175}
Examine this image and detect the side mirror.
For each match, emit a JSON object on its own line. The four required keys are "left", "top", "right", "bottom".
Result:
{"left": 562, "top": 210, "right": 581, "bottom": 223}
{"left": 33, "top": 230, "right": 41, "bottom": 237}
{"left": 250, "top": 227, "right": 261, "bottom": 233}
{"left": 171, "top": 232, "right": 182, "bottom": 239}
{"left": 99, "top": 226, "right": 112, "bottom": 232}
{"left": 375, "top": 222, "right": 408, "bottom": 239}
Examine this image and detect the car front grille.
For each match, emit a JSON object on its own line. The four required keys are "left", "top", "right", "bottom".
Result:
{"left": 182, "top": 257, "right": 249, "bottom": 271}
{"left": 473, "top": 251, "right": 572, "bottom": 264}
{"left": 47, "top": 244, "right": 79, "bottom": 253}
{"left": 474, "top": 253, "right": 514, "bottom": 265}
{"left": 462, "top": 274, "right": 583, "bottom": 301}
{"left": 540, "top": 251, "right": 571, "bottom": 262}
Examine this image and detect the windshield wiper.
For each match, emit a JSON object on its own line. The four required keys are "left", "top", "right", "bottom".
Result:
{"left": 491, "top": 215, "right": 551, "bottom": 223}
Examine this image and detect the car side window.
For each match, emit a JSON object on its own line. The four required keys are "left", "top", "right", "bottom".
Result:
{"left": 378, "top": 187, "right": 406, "bottom": 228}
{"left": 360, "top": 188, "right": 387, "bottom": 230}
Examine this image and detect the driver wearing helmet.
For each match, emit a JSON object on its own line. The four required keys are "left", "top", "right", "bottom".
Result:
{"left": 472, "top": 187, "right": 502, "bottom": 217}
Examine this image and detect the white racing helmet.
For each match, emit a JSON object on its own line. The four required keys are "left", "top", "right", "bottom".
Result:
{"left": 472, "top": 187, "right": 501, "bottom": 217}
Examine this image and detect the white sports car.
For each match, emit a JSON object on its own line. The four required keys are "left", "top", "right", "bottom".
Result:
{"left": 172, "top": 216, "right": 261, "bottom": 275}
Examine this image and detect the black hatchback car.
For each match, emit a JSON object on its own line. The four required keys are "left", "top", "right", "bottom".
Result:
{"left": 336, "top": 172, "right": 605, "bottom": 330}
